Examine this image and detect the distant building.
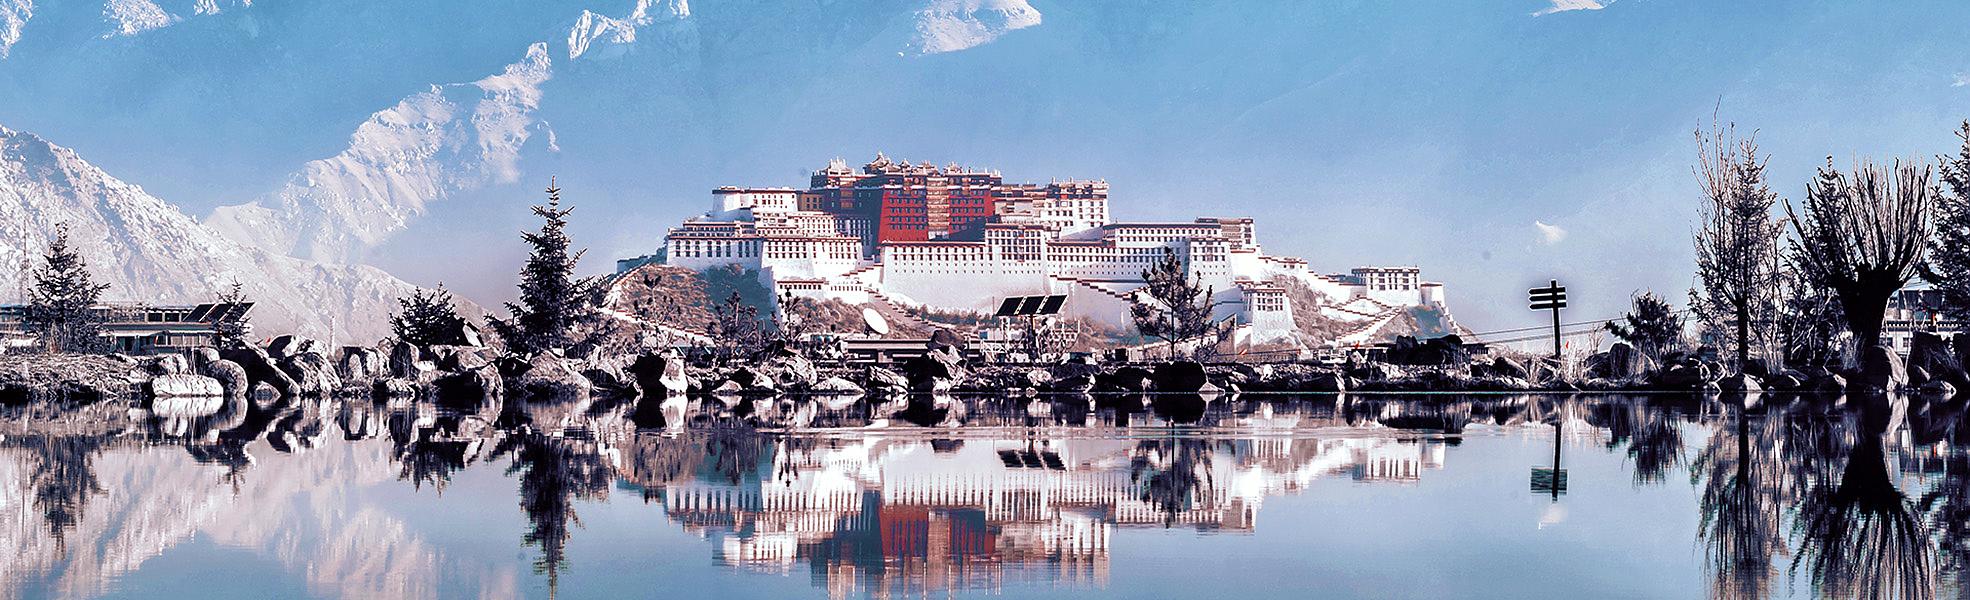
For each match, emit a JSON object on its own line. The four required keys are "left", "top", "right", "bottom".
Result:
{"left": 637, "top": 155, "right": 1452, "bottom": 347}
{"left": 0, "top": 302, "right": 253, "bottom": 355}
{"left": 1883, "top": 287, "right": 1964, "bottom": 355}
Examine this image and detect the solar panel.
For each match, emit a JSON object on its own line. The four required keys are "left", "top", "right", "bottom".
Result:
{"left": 185, "top": 303, "right": 217, "bottom": 321}
{"left": 994, "top": 298, "right": 1023, "bottom": 317}
{"left": 1016, "top": 296, "right": 1046, "bottom": 315}
{"left": 1037, "top": 295, "right": 1067, "bottom": 315}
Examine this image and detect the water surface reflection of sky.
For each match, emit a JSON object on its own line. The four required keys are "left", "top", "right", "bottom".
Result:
{"left": 1, "top": 393, "right": 1962, "bottom": 599}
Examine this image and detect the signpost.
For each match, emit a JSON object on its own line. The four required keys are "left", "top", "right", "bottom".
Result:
{"left": 1528, "top": 280, "right": 1567, "bottom": 360}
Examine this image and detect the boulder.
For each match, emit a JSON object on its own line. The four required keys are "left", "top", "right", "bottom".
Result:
{"left": 434, "top": 366, "right": 504, "bottom": 409}
{"left": 901, "top": 350, "right": 964, "bottom": 392}
{"left": 266, "top": 335, "right": 324, "bottom": 359}
{"left": 1152, "top": 361, "right": 1209, "bottom": 392}
{"left": 1719, "top": 374, "right": 1763, "bottom": 395}
{"left": 810, "top": 377, "right": 865, "bottom": 395}
{"left": 1098, "top": 366, "right": 1154, "bottom": 392}
{"left": 1491, "top": 356, "right": 1528, "bottom": 380}
{"left": 727, "top": 366, "right": 779, "bottom": 391}
{"left": 454, "top": 322, "right": 484, "bottom": 348}
{"left": 1301, "top": 371, "right": 1350, "bottom": 392}
{"left": 766, "top": 354, "right": 818, "bottom": 388}
{"left": 149, "top": 373, "right": 222, "bottom": 398}
{"left": 429, "top": 345, "right": 492, "bottom": 372}
{"left": 1606, "top": 342, "right": 1643, "bottom": 379}
{"left": 509, "top": 352, "right": 594, "bottom": 402}
{"left": 372, "top": 378, "right": 418, "bottom": 397}
{"left": 248, "top": 381, "right": 281, "bottom": 402}
{"left": 277, "top": 352, "right": 342, "bottom": 395}
{"left": 221, "top": 346, "right": 301, "bottom": 397}
{"left": 192, "top": 347, "right": 222, "bottom": 366}
{"left": 1024, "top": 369, "right": 1054, "bottom": 388}
{"left": 144, "top": 354, "right": 191, "bottom": 376}
{"left": 337, "top": 346, "right": 386, "bottom": 382}
{"left": 864, "top": 366, "right": 910, "bottom": 392}
{"left": 196, "top": 358, "right": 249, "bottom": 400}
{"left": 1653, "top": 364, "right": 1708, "bottom": 390}
{"left": 1856, "top": 344, "right": 1908, "bottom": 392}
{"left": 1908, "top": 332, "right": 1969, "bottom": 389}
{"left": 388, "top": 342, "right": 430, "bottom": 379}
{"left": 629, "top": 352, "right": 691, "bottom": 396}
{"left": 1918, "top": 379, "right": 1958, "bottom": 399}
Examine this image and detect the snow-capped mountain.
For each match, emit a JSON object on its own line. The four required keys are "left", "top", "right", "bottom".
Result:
{"left": 205, "top": 42, "right": 555, "bottom": 265}
{"left": 911, "top": 0, "right": 1040, "bottom": 55}
{"left": 0, "top": 0, "right": 27, "bottom": 57}
{"left": 0, "top": 125, "right": 425, "bottom": 342}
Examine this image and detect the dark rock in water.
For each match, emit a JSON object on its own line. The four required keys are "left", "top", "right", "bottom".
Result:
{"left": 266, "top": 335, "right": 324, "bottom": 359}
{"left": 1152, "top": 361, "right": 1208, "bottom": 392}
{"left": 197, "top": 358, "right": 249, "bottom": 400}
{"left": 1302, "top": 371, "right": 1350, "bottom": 392}
{"left": 1909, "top": 332, "right": 1968, "bottom": 389}
{"left": 1098, "top": 366, "right": 1154, "bottom": 392}
{"left": 372, "top": 378, "right": 418, "bottom": 397}
{"left": 337, "top": 346, "right": 386, "bottom": 383}
{"left": 222, "top": 346, "right": 301, "bottom": 398}
{"left": 427, "top": 345, "right": 492, "bottom": 372}
{"left": 629, "top": 352, "right": 691, "bottom": 396}
{"left": 765, "top": 354, "right": 818, "bottom": 388}
{"left": 248, "top": 381, "right": 281, "bottom": 402}
{"left": 434, "top": 366, "right": 503, "bottom": 410}
{"left": 388, "top": 342, "right": 430, "bottom": 379}
{"left": 1387, "top": 335, "right": 1469, "bottom": 366}
{"left": 1719, "top": 373, "right": 1763, "bottom": 395}
{"left": 1050, "top": 375, "right": 1094, "bottom": 394}
{"left": 144, "top": 354, "right": 190, "bottom": 376}
{"left": 727, "top": 366, "right": 778, "bottom": 391}
{"left": 278, "top": 352, "right": 342, "bottom": 395}
{"left": 1767, "top": 373, "right": 1803, "bottom": 391}
{"left": 1606, "top": 342, "right": 1638, "bottom": 379}
{"left": 1653, "top": 364, "right": 1708, "bottom": 390}
{"left": 810, "top": 377, "right": 864, "bottom": 395}
{"left": 901, "top": 350, "right": 964, "bottom": 392}
{"left": 1856, "top": 344, "right": 1908, "bottom": 392}
{"left": 863, "top": 366, "right": 910, "bottom": 393}
{"left": 149, "top": 373, "right": 222, "bottom": 398}
{"left": 192, "top": 347, "right": 222, "bottom": 365}
{"left": 508, "top": 352, "right": 593, "bottom": 402}
{"left": 1353, "top": 362, "right": 1404, "bottom": 382}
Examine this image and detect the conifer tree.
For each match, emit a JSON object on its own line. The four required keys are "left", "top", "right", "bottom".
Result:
{"left": 1604, "top": 291, "right": 1684, "bottom": 360}
{"left": 1691, "top": 122, "right": 1784, "bottom": 372}
{"left": 25, "top": 225, "right": 111, "bottom": 354}
{"left": 211, "top": 281, "right": 252, "bottom": 349}
{"left": 1131, "top": 247, "right": 1217, "bottom": 358}
{"left": 1925, "top": 120, "right": 1970, "bottom": 323}
{"left": 493, "top": 180, "right": 594, "bottom": 356}
{"left": 391, "top": 284, "right": 469, "bottom": 348}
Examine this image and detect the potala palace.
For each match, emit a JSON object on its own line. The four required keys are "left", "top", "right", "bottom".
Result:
{"left": 619, "top": 154, "right": 1450, "bottom": 347}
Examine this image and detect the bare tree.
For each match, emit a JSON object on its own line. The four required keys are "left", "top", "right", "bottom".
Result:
{"left": 1692, "top": 122, "right": 1784, "bottom": 373}
{"left": 1131, "top": 247, "right": 1218, "bottom": 360}
{"left": 1786, "top": 158, "right": 1935, "bottom": 354}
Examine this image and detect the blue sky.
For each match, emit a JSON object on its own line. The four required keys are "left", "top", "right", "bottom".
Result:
{"left": 3, "top": 0, "right": 1969, "bottom": 332}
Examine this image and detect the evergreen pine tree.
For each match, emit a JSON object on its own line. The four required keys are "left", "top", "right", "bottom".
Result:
{"left": 1604, "top": 291, "right": 1684, "bottom": 360}
{"left": 24, "top": 225, "right": 111, "bottom": 354}
{"left": 391, "top": 284, "right": 470, "bottom": 347}
{"left": 211, "top": 281, "right": 252, "bottom": 349}
{"left": 1130, "top": 247, "right": 1217, "bottom": 358}
{"left": 1926, "top": 120, "right": 1970, "bottom": 322}
{"left": 494, "top": 180, "right": 592, "bottom": 356}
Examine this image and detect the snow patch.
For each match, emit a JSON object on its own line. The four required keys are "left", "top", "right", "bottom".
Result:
{"left": 207, "top": 42, "right": 554, "bottom": 264}
{"left": 0, "top": 0, "right": 29, "bottom": 58}
{"left": 566, "top": 0, "right": 688, "bottom": 60}
{"left": 101, "top": 0, "right": 178, "bottom": 38}
{"left": 911, "top": 0, "right": 1041, "bottom": 55}
{"left": 1532, "top": 0, "right": 1608, "bottom": 17}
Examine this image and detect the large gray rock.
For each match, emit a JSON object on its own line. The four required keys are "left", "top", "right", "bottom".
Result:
{"left": 1152, "top": 361, "right": 1209, "bottom": 392}
{"left": 727, "top": 366, "right": 778, "bottom": 391}
{"left": 810, "top": 377, "right": 865, "bottom": 395}
{"left": 197, "top": 358, "right": 249, "bottom": 400}
{"left": 629, "top": 352, "right": 690, "bottom": 396}
{"left": 901, "top": 350, "right": 964, "bottom": 392}
{"left": 766, "top": 354, "right": 818, "bottom": 388}
{"left": 434, "top": 365, "right": 503, "bottom": 410}
{"left": 192, "top": 347, "right": 222, "bottom": 366}
{"left": 338, "top": 346, "right": 386, "bottom": 383}
{"left": 222, "top": 346, "right": 302, "bottom": 397}
{"left": 864, "top": 366, "right": 910, "bottom": 393}
{"left": 509, "top": 352, "right": 593, "bottom": 402}
{"left": 150, "top": 373, "right": 222, "bottom": 398}
{"left": 144, "top": 354, "right": 191, "bottom": 376}
{"left": 428, "top": 345, "right": 492, "bottom": 372}
{"left": 1491, "top": 356, "right": 1528, "bottom": 380}
{"left": 1856, "top": 344, "right": 1908, "bottom": 392}
{"left": 388, "top": 342, "right": 431, "bottom": 379}
{"left": 266, "top": 335, "right": 324, "bottom": 359}
{"left": 1719, "top": 373, "right": 1763, "bottom": 395}
{"left": 277, "top": 352, "right": 342, "bottom": 395}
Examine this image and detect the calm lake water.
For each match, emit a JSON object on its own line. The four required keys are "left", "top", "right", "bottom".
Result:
{"left": 2, "top": 391, "right": 1964, "bottom": 599}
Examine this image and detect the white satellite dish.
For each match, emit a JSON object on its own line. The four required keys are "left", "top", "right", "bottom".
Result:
{"left": 862, "top": 307, "right": 891, "bottom": 336}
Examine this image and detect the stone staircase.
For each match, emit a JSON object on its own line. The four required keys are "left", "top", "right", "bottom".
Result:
{"left": 1336, "top": 308, "right": 1405, "bottom": 345}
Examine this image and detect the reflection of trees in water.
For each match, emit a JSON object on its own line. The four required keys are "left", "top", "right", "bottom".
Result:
{"left": 1129, "top": 437, "right": 1217, "bottom": 527}
{"left": 18, "top": 436, "right": 110, "bottom": 552}
{"left": 1791, "top": 401, "right": 1935, "bottom": 600}
{"left": 494, "top": 432, "right": 615, "bottom": 592}
{"left": 1589, "top": 401, "right": 1684, "bottom": 485}
{"left": 1693, "top": 415, "right": 1796, "bottom": 600}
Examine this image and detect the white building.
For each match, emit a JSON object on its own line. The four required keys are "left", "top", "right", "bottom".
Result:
{"left": 638, "top": 178, "right": 1450, "bottom": 348}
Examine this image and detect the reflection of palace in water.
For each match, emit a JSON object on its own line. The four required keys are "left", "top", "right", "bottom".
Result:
{"left": 639, "top": 434, "right": 1445, "bottom": 598}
